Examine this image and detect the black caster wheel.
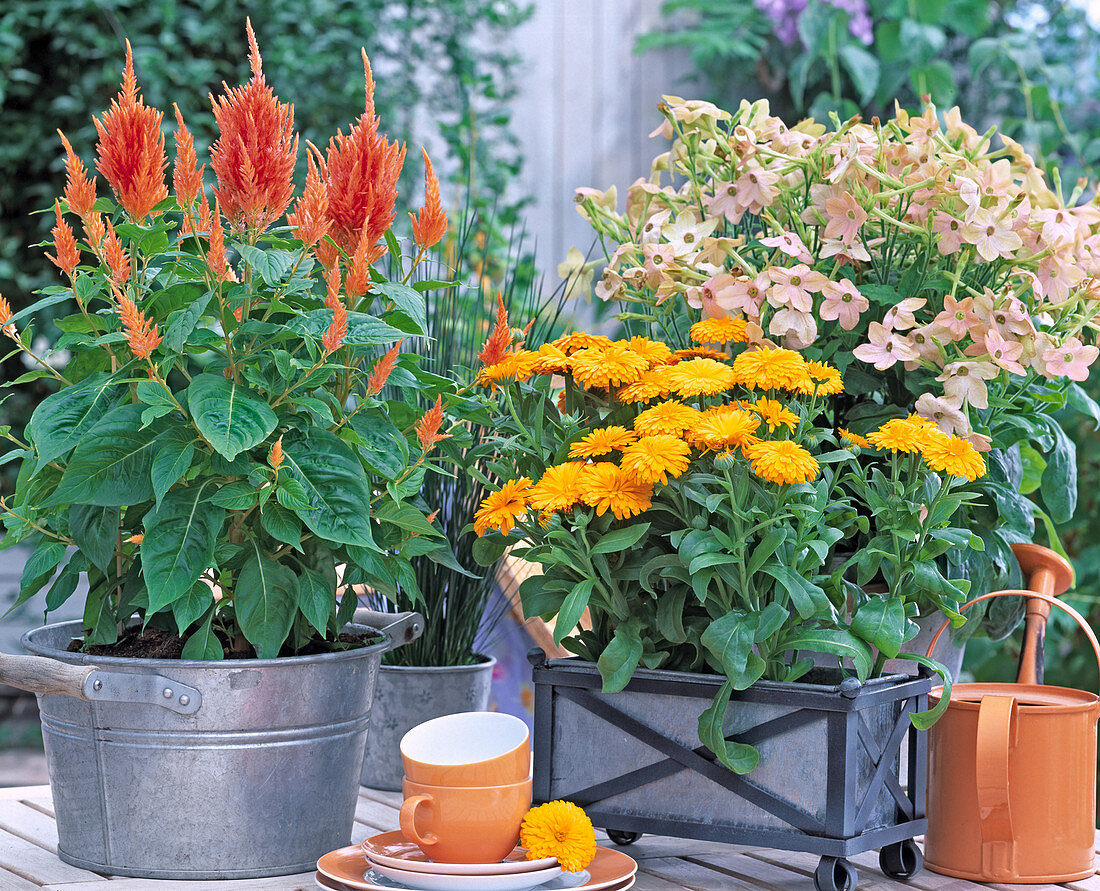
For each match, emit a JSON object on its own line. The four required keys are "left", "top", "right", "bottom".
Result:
{"left": 814, "top": 856, "right": 858, "bottom": 891}
{"left": 879, "top": 839, "right": 923, "bottom": 879}
{"left": 606, "top": 829, "right": 641, "bottom": 846}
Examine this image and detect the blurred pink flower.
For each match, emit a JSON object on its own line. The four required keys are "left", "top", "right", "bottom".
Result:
{"left": 932, "top": 212, "right": 965, "bottom": 255}
{"left": 707, "top": 182, "right": 745, "bottom": 224}
{"left": 1034, "top": 250, "right": 1085, "bottom": 304}
{"left": 769, "top": 307, "right": 818, "bottom": 349}
{"left": 733, "top": 167, "right": 780, "bottom": 215}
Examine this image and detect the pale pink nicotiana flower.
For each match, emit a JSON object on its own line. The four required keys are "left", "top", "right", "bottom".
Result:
{"left": 980, "top": 328, "right": 1027, "bottom": 375}
{"left": 761, "top": 230, "right": 813, "bottom": 263}
{"left": 822, "top": 191, "right": 868, "bottom": 245}
{"left": 853, "top": 322, "right": 919, "bottom": 370}
{"left": 732, "top": 167, "right": 780, "bottom": 215}
{"left": 915, "top": 392, "right": 969, "bottom": 436}
{"left": 769, "top": 307, "right": 818, "bottom": 349}
{"left": 932, "top": 211, "right": 966, "bottom": 255}
{"left": 882, "top": 297, "right": 926, "bottom": 333}
{"left": 818, "top": 278, "right": 868, "bottom": 331}
{"left": 766, "top": 264, "right": 829, "bottom": 312}
{"left": 1041, "top": 336, "right": 1100, "bottom": 382}
{"left": 963, "top": 206, "right": 1023, "bottom": 262}
{"left": 936, "top": 360, "right": 1000, "bottom": 410}
{"left": 932, "top": 294, "right": 977, "bottom": 342}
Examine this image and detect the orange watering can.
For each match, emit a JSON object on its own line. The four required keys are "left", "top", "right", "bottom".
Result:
{"left": 923, "top": 544, "right": 1100, "bottom": 883}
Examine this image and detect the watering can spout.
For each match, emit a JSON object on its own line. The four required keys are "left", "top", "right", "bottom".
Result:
{"left": 1009, "top": 543, "right": 1074, "bottom": 686}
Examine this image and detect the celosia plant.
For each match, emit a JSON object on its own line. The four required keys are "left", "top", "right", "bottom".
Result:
{"left": 573, "top": 96, "right": 1100, "bottom": 635}
{"left": 0, "top": 26, "right": 455, "bottom": 659}
{"left": 471, "top": 305, "right": 980, "bottom": 770}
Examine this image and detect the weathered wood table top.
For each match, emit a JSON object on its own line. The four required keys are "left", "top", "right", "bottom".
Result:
{"left": 0, "top": 783, "right": 1096, "bottom": 890}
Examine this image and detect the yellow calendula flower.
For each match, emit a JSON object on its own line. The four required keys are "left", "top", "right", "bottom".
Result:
{"left": 689, "top": 315, "right": 749, "bottom": 345}
{"left": 867, "top": 415, "right": 936, "bottom": 454}
{"left": 578, "top": 462, "right": 653, "bottom": 519}
{"left": 922, "top": 429, "right": 986, "bottom": 481}
{"left": 745, "top": 440, "right": 819, "bottom": 485}
{"left": 673, "top": 346, "right": 729, "bottom": 361}
{"left": 529, "top": 343, "right": 572, "bottom": 376}
{"left": 634, "top": 400, "right": 703, "bottom": 437}
{"left": 838, "top": 427, "right": 871, "bottom": 449}
{"left": 748, "top": 397, "right": 799, "bottom": 432}
{"left": 568, "top": 425, "right": 636, "bottom": 459}
{"left": 478, "top": 350, "right": 538, "bottom": 389}
{"left": 520, "top": 801, "right": 597, "bottom": 873}
{"left": 552, "top": 332, "right": 613, "bottom": 355}
{"left": 621, "top": 335, "right": 674, "bottom": 367}
{"left": 802, "top": 361, "right": 844, "bottom": 396}
{"left": 570, "top": 343, "right": 649, "bottom": 389}
{"left": 618, "top": 368, "right": 675, "bottom": 403}
{"left": 620, "top": 434, "right": 692, "bottom": 485}
{"left": 529, "top": 463, "right": 591, "bottom": 512}
{"left": 691, "top": 408, "right": 760, "bottom": 451}
{"left": 667, "top": 357, "right": 738, "bottom": 397}
{"left": 731, "top": 344, "right": 812, "bottom": 392}
{"left": 474, "top": 478, "right": 532, "bottom": 536}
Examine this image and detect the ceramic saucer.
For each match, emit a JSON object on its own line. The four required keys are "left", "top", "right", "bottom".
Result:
{"left": 362, "top": 830, "right": 557, "bottom": 875}
{"left": 315, "top": 872, "right": 637, "bottom": 891}
{"left": 367, "top": 864, "right": 577, "bottom": 891}
{"left": 319, "top": 846, "right": 638, "bottom": 891}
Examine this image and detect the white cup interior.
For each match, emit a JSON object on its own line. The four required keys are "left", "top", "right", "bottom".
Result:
{"left": 400, "top": 711, "right": 529, "bottom": 766}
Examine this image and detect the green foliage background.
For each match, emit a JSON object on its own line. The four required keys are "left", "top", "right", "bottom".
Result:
{"left": 0, "top": 0, "right": 532, "bottom": 483}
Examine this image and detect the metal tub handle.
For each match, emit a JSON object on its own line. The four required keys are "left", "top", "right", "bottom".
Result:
{"left": 0, "top": 652, "right": 201, "bottom": 715}
{"left": 354, "top": 608, "right": 424, "bottom": 653}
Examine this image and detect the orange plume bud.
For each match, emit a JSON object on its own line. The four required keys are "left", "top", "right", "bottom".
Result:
{"left": 287, "top": 151, "right": 329, "bottom": 246}
{"left": 268, "top": 436, "right": 284, "bottom": 471}
{"left": 206, "top": 201, "right": 237, "bottom": 284}
{"left": 365, "top": 340, "right": 402, "bottom": 395}
{"left": 46, "top": 202, "right": 80, "bottom": 277}
{"left": 415, "top": 395, "right": 451, "bottom": 453}
{"left": 194, "top": 190, "right": 214, "bottom": 234}
{"left": 209, "top": 19, "right": 298, "bottom": 232}
{"left": 84, "top": 212, "right": 106, "bottom": 252}
{"left": 477, "top": 294, "right": 512, "bottom": 368}
{"left": 57, "top": 131, "right": 97, "bottom": 219}
{"left": 117, "top": 294, "right": 162, "bottom": 361}
{"left": 410, "top": 148, "right": 447, "bottom": 250}
{"left": 94, "top": 41, "right": 168, "bottom": 221}
{"left": 103, "top": 221, "right": 130, "bottom": 286}
{"left": 344, "top": 226, "right": 371, "bottom": 299}
{"left": 325, "top": 262, "right": 342, "bottom": 309}
{"left": 322, "top": 297, "right": 348, "bottom": 355}
{"left": 317, "top": 50, "right": 405, "bottom": 263}
{"left": 125, "top": 533, "right": 144, "bottom": 545}
{"left": 0, "top": 294, "right": 12, "bottom": 325}
{"left": 172, "top": 104, "right": 205, "bottom": 206}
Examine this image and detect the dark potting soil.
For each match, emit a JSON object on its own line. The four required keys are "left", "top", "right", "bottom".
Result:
{"left": 67, "top": 627, "right": 382, "bottom": 660}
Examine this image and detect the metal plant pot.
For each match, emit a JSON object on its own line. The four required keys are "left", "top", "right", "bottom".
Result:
{"left": 529, "top": 652, "right": 931, "bottom": 891}
{"left": 0, "top": 610, "right": 422, "bottom": 880}
{"left": 360, "top": 655, "right": 496, "bottom": 791}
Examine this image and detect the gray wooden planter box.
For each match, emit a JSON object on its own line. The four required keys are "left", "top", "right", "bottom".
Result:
{"left": 529, "top": 652, "right": 931, "bottom": 891}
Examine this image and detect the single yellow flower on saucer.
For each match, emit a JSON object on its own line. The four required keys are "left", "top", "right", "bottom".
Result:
{"left": 520, "top": 801, "right": 597, "bottom": 873}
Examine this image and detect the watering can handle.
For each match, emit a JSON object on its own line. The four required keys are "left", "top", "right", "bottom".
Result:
{"left": 926, "top": 591, "right": 1100, "bottom": 692}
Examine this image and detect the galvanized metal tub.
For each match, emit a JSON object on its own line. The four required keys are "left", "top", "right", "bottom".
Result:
{"left": 9, "top": 611, "right": 421, "bottom": 880}
{"left": 529, "top": 652, "right": 931, "bottom": 887}
{"left": 360, "top": 656, "right": 496, "bottom": 791}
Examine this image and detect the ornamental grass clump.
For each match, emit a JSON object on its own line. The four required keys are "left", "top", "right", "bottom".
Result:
{"left": 573, "top": 96, "right": 1100, "bottom": 634}
{"left": 470, "top": 303, "right": 982, "bottom": 771}
{"left": 0, "top": 25, "right": 457, "bottom": 659}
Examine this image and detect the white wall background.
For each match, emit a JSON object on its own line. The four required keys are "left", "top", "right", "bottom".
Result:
{"left": 508, "top": 0, "right": 702, "bottom": 282}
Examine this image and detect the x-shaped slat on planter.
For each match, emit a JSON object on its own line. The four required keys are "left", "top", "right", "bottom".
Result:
{"left": 554, "top": 686, "right": 827, "bottom": 835}
{"left": 852, "top": 698, "right": 917, "bottom": 832}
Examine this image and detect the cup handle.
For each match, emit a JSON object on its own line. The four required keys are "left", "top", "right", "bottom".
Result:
{"left": 399, "top": 794, "right": 438, "bottom": 849}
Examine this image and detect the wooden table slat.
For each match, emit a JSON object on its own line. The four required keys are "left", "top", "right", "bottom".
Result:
{"left": 0, "top": 784, "right": 1092, "bottom": 889}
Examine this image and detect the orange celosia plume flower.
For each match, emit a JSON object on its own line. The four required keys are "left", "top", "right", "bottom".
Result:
{"left": 206, "top": 201, "right": 236, "bottom": 283}
{"left": 322, "top": 264, "right": 347, "bottom": 354}
{"left": 172, "top": 105, "right": 205, "bottom": 206}
{"left": 344, "top": 228, "right": 371, "bottom": 300}
{"left": 94, "top": 41, "right": 168, "bottom": 222}
{"left": 410, "top": 148, "right": 447, "bottom": 250}
{"left": 57, "top": 131, "right": 97, "bottom": 219}
{"left": 366, "top": 340, "right": 402, "bottom": 395}
{"left": 268, "top": 436, "right": 284, "bottom": 471}
{"left": 84, "top": 212, "right": 106, "bottom": 251}
{"left": 317, "top": 51, "right": 406, "bottom": 265}
{"left": 47, "top": 202, "right": 80, "bottom": 277}
{"left": 209, "top": 20, "right": 298, "bottom": 232}
{"left": 117, "top": 295, "right": 162, "bottom": 361}
{"left": 286, "top": 151, "right": 329, "bottom": 246}
{"left": 415, "top": 395, "right": 451, "bottom": 453}
{"left": 102, "top": 222, "right": 130, "bottom": 286}
{"left": 478, "top": 294, "right": 513, "bottom": 368}
{"left": 0, "top": 294, "right": 12, "bottom": 325}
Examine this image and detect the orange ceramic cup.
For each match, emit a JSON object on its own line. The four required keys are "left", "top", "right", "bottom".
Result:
{"left": 399, "top": 776, "right": 533, "bottom": 864}
{"left": 400, "top": 712, "right": 530, "bottom": 787}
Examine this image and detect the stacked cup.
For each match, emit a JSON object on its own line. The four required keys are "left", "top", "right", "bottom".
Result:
{"left": 398, "top": 712, "right": 532, "bottom": 864}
